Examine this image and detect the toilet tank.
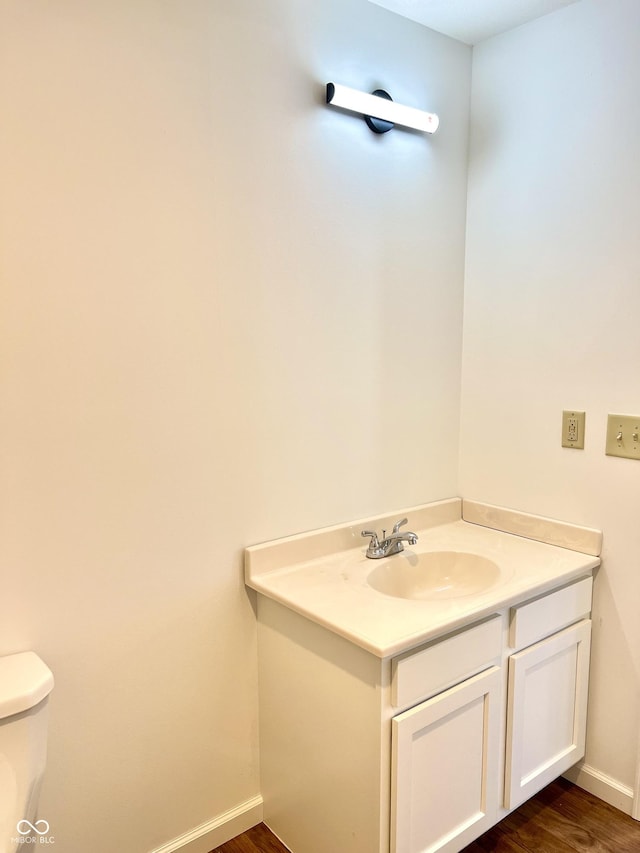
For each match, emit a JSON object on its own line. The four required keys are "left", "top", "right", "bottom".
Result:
{"left": 0, "top": 652, "right": 54, "bottom": 851}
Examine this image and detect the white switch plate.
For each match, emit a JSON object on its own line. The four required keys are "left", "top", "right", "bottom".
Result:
{"left": 605, "top": 414, "right": 640, "bottom": 460}
{"left": 562, "top": 410, "right": 585, "bottom": 449}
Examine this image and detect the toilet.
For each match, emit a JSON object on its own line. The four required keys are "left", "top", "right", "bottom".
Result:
{"left": 0, "top": 652, "right": 54, "bottom": 853}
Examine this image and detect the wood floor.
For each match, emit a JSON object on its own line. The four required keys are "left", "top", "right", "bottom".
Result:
{"left": 211, "top": 778, "right": 640, "bottom": 852}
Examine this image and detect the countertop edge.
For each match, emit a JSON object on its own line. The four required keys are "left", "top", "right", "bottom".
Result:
{"left": 248, "top": 558, "right": 599, "bottom": 659}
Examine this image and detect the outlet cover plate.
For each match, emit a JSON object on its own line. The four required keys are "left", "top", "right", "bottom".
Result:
{"left": 562, "top": 410, "right": 585, "bottom": 449}
{"left": 605, "top": 414, "right": 640, "bottom": 460}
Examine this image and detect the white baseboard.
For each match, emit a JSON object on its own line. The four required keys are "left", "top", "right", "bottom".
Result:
{"left": 564, "top": 763, "right": 635, "bottom": 817}
{"left": 634, "top": 731, "right": 640, "bottom": 821}
{"left": 149, "top": 795, "right": 263, "bottom": 853}
{"left": 145, "top": 760, "right": 637, "bottom": 852}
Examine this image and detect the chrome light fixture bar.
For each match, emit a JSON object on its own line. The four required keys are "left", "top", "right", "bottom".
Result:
{"left": 326, "top": 82, "right": 439, "bottom": 135}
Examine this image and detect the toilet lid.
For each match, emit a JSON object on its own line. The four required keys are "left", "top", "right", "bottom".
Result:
{"left": 0, "top": 652, "right": 54, "bottom": 719}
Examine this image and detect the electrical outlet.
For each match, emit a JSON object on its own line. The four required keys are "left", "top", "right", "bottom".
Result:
{"left": 562, "top": 411, "right": 585, "bottom": 449}
{"left": 605, "top": 414, "right": 640, "bottom": 460}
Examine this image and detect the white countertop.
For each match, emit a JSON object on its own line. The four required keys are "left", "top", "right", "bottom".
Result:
{"left": 245, "top": 499, "right": 601, "bottom": 658}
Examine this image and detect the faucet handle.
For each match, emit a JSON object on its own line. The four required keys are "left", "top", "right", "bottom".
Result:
{"left": 361, "top": 529, "right": 380, "bottom": 548}
{"left": 392, "top": 517, "right": 408, "bottom": 535}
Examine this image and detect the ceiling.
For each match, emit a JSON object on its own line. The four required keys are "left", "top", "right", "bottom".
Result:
{"left": 367, "top": 0, "right": 582, "bottom": 45}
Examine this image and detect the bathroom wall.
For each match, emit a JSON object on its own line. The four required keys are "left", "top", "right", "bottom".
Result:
{"left": 0, "top": 1, "right": 471, "bottom": 850}
{"left": 462, "top": 0, "right": 640, "bottom": 805}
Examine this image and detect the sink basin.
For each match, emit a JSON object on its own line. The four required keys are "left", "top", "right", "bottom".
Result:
{"left": 367, "top": 551, "right": 502, "bottom": 600}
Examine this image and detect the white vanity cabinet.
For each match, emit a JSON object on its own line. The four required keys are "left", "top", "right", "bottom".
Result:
{"left": 256, "top": 574, "right": 594, "bottom": 853}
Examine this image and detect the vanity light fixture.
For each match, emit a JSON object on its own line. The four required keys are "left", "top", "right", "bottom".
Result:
{"left": 325, "top": 82, "right": 439, "bottom": 135}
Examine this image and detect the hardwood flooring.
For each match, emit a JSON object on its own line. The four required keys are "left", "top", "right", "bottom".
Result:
{"left": 462, "top": 778, "right": 640, "bottom": 851}
{"left": 211, "top": 778, "right": 640, "bottom": 852}
{"left": 211, "top": 822, "right": 287, "bottom": 853}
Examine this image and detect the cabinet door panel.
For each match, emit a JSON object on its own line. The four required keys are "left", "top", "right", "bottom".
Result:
{"left": 391, "top": 666, "right": 501, "bottom": 853}
{"left": 505, "top": 619, "right": 591, "bottom": 810}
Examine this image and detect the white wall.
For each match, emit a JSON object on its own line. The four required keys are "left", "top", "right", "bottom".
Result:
{"left": 462, "top": 0, "right": 640, "bottom": 798}
{"left": 0, "top": 1, "right": 471, "bottom": 850}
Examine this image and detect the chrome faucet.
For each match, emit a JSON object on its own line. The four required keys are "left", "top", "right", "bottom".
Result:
{"left": 361, "top": 518, "right": 418, "bottom": 559}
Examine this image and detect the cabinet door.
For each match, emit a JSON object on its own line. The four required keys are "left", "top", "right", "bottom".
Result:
{"left": 391, "top": 666, "right": 501, "bottom": 853}
{"left": 504, "top": 619, "right": 591, "bottom": 811}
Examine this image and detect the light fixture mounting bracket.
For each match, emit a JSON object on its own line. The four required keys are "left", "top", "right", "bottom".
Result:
{"left": 364, "top": 90, "right": 394, "bottom": 134}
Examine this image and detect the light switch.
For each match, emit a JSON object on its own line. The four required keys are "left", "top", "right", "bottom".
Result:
{"left": 605, "top": 414, "right": 640, "bottom": 460}
{"left": 562, "top": 410, "right": 585, "bottom": 449}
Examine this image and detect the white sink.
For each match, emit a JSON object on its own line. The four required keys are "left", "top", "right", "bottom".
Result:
{"left": 367, "top": 551, "right": 503, "bottom": 600}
